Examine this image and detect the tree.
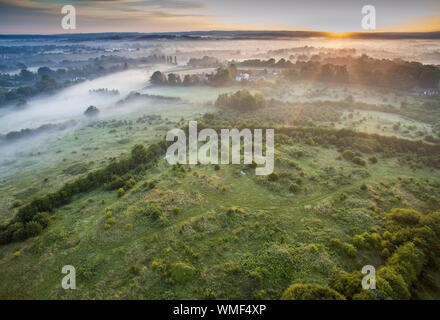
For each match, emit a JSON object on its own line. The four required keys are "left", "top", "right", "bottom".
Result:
{"left": 84, "top": 105, "right": 100, "bottom": 117}
{"left": 328, "top": 271, "right": 363, "bottom": 299}
{"left": 131, "top": 144, "right": 148, "bottom": 165}
{"left": 150, "top": 71, "right": 166, "bottom": 85}
{"left": 25, "top": 221, "right": 43, "bottom": 237}
{"left": 35, "top": 74, "right": 58, "bottom": 92}
{"left": 19, "top": 69, "right": 34, "bottom": 82}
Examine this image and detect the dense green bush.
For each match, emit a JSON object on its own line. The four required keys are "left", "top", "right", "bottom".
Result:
{"left": 330, "top": 208, "right": 440, "bottom": 300}
{"left": 328, "top": 270, "right": 363, "bottom": 299}
{"left": 141, "top": 202, "right": 163, "bottom": 220}
{"left": 289, "top": 183, "right": 300, "bottom": 193}
{"left": 215, "top": 90, "right": 265, "bottom": 112}
{"left": 281, "top": 284, "right": 346, "bottom": 300}
{"left": 169, "top": 262, "right": 196, "bottom": 283}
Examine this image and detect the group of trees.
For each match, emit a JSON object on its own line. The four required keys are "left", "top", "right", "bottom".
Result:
{"left": 149, "top": 65, "right": 239, "bottom": 87}
{"left": 281, "top": 208, "right": 440, "bottom": 300}
{"left": 0, "top": 73, "right": 62, "bottom": 107}
{"left": 0, "top": 143, "right": 166, "bottom": 245}
{"left": 3, "top": 120, "right": 77, "bottom": 142}
{"left": 238, "top": 55, "right": 440, "bottom": 90}
{"left": 215, "top": 90, "right": 265, "bottom": 112}
{"left": 0, "top": 56, "right": 136, "bottom": 107}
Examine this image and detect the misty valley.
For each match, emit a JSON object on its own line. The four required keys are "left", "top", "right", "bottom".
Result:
{"left": 0, "top": 32, "right": 439, "bottom": 300}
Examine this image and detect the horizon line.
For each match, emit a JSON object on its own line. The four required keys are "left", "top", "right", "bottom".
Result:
{"left": 1, "top": 30, "right": 440, "bottom": 36}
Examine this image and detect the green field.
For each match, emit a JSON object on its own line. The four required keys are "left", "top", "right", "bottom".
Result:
{"left": 0, "top": 81, "right": 439, "bottom": 300}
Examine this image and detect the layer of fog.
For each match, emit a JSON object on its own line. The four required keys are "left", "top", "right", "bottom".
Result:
{"left": 0, "top": 64, "right": 181, "bottom": 178}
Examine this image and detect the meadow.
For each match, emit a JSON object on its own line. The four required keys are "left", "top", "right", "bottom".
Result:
{"left": 0, "top": 37, "right": 439, "bottom": 299}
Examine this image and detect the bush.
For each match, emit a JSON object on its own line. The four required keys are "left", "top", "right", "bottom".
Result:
{"left": 369, "top": 156, "right": 378, "bottom": 164}
{"left": 34, "top": 212, "right": 50, "bottom": 228}
{"left": 12, "top": 200, "right": 23, "bottom": 208}
{"left": 289, "top": 183, "right": 300, "bottom": 193}
{"left": 352, "top": 290, "right": 377, "bottom": 300}
{"left": 343, "top": 150, "right": 354, "bottom": 161}
{"left": 281, "top": 284, "right": 346, "bottom": 300}
{"left": 328, "top": 271, "right": 363, "bottom": 299}
{"left": 215, "top": 90, "right": 265, "bottom": 112}
{"left": 377, "top": 266, "right": 410, "bottom": 300}
{"left": 268, "top": 172, "right": 279, "bottom": 181}
{"left": 169, "top": 262, "right": 196, "bottom": 283}
{"left": 131, "top": 144, "right": 149, "bottom": 165}
{"left": 25, "top": 221, "right": 43, "bottom": 237}
{"left": 125, "top": 178, "right": 136, "bottom": 189}
{"left": 118, "top": 188, "right": 125, "bottom": 197}
{"left": 143, "top": 202, "right": 163, "bottom": 220}
{"left": 352, "top": 156, "right": 366, "bottom": 166}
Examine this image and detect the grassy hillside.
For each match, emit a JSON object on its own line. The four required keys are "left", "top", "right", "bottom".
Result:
{"left": 0, "top": 84, "right": 439, "bottom": 299}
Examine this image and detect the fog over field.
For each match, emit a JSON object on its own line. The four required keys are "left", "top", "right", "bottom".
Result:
{"left": 1, "top": 68, "right": 156, "bottom": 134}
{"left": 0, "top": 32, "right": 439, "bottom": 301}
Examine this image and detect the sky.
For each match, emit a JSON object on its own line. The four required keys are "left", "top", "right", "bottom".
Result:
{"left": 0, "top": 0, "right": 439, "bottom": 34}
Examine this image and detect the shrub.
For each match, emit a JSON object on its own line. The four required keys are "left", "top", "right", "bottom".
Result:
{"left": 125, "top": 178, "right": 136, "bottom": 189}
{"left": 143, "top": 202, "right": 163, "bottom": 220}
{"left": 268, "top": 172, "right": 279, "bottom": 181}
{"left": 118, "top": 188, "right": 125, "bottom": 197}
{"left": 131, "top": 144, "right": 149, "bottom": 165}
{"left": 281, "top": 284, "right": 346, "bottom": 300}
{"left": 253, "top": 290, "right": 266, "bottom": 300}
{"left": 12, "top": 200, "right": 23, "bottom": 208}
{"left": 169, "top": 262, "right": 196, "bottom": 283}
{"left": 352, "top": 290, "right": 377, "bottom": 300}
{"left": 13, "top": 251, "right": 20, "bottom": 258}
{"left": 204, "top": 288, "right": 218, "bottom": 300}
{"left": 377, "top": 266, "right": 410, "bottom": 300}
{"left": 25, "top": 221, "right": 43, "bottom": 237}
{"left": 329, "top": 238, "right": 357, "bottom": 257}
{"left": 289, "top": 183, "right": 300, "bottom": 193}
{"left": 352, "top": 234, "right": 367, "bottom": 248}
{"left": 343, "top": 150, "right": 354, "bottom": 161}
{"left": 352, "top": 156, "right": 366, "bottom": 166}
{"left": 172, "top": 207, "right": 180, "bottom": 215}
{"left": 214, "top": 164, "right": 220, "bottom": 171}
{"left": 328, "top": 271, "right": 363, "bottom": 299}
{"left": 34, "top": 212, "right": 50, "bottom": 228}
{"left": 369, "top": 156, "right": 378, "bottom": 164}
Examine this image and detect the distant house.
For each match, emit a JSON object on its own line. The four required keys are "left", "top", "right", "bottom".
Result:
{"left": 413, "top": 88, "right": 440, "bottom": 96}
{"left": 235, "top": 73, "right": 250, "bottom": 82}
